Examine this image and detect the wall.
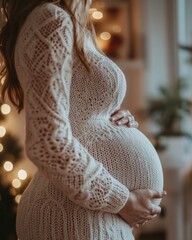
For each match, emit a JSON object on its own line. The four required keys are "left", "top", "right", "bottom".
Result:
{"left": 140, "top": 0, "right": 178, "bottom": 99}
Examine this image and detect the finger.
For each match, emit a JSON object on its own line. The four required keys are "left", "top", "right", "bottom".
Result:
{"left": 141, "top": 221, "right": 147, "bottom": 226}
{"left": 127, "top": 115, "right": 135, "bottom": 122}
{"left": 134, "top": 222, "right": 146, "bottom": 228}
{"left": 110, "top": 109, "right": 132, "bottom": 122}
{"left": 115, "top": 115, "right": 135, "bottom": 126}
{"left": 142, "top": 211, "right": 157, "bottom": 219}
{"left": 116, "top": 117, "right": 129, "bottom": 126}
{"left": 148, "top": 205, "right": 161, "bottom": 215}
{"left": 144, "top": 214, "right": 157, "bottom": 221}
{"left": 150, "top": 190, "right": 167, "bottom": 199}
{"left": 126, "top": 121, "right": 139, "bottom": 128}
{"left": 138, "top": 220, "right": 148, "bottom": 226}
{"left": 146, "top": 189, "right": 167, "bottom": 199}
{"left": 110, "top": 111, "right": 124, "bottom": 121}
{"left": 134, "top": 223, "right": 141, "bottom": 228}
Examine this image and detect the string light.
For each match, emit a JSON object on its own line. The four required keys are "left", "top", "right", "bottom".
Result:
{"left": 92, "top": 10, "right": 103, "bottom": 20}
{"left": 18, "top": 169, "right": 27, "bottom": 180}
{"left": 15, "top": 194, "right": 22, "bottom": 204}
{"left": 0, "top": 126, "right": 6, "bottom": 137}
{"left": 3, "top": 161, "right": 13, "bottom": 172}
{"left": 12, "top": 179, "right": 21, "bottom": 188}
{"left": 1, "top": 104, "right": 11, "bottom": 115}
{"left": 0, "top": 143, "right": 3, "bottom": 152}
{"left": 100, "top": 32, "right": 111, "bottom": 41}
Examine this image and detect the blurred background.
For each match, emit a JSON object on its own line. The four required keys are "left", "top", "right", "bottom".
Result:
{"left": 0, "top": 0, "right": 192, "bottom": 239}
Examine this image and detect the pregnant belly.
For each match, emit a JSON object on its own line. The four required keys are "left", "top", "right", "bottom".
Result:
{"left": 78, "top": 122, "right": 164, "bottom": 205}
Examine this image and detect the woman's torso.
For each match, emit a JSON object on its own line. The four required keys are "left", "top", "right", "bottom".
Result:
{"left": 69, "top": 38, "right": 164, "bottom": 203}
{"left": 19, "top": 32, "right": 164, "bottom": 211}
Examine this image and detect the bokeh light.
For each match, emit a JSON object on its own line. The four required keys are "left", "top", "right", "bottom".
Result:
{"left": 12, "top": 179, "right": 21, "bottom": 188}
{"left": 1, "top": 104, "right": 11, "bottom": 115}
{"left": 0, "top": 126, "right": 6, "bottom": 137}
{"left": 15, "top": 194, "right": 22, "bottom": 204}
{"left": 100, "top": 32, "right": 111, "bottom": 41}
{"left": 92, "top": 10, "right": 103, "bottom": 20}
{"left": 0, "top": 143, "right": 4, "bottom": 152}
{"left": 3, "top": 161, "right": 13, "bottom": 172}
{"left": 18, "top": 169, "right": 27, "bottom": 180}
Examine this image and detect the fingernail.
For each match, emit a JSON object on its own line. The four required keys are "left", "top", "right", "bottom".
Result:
{"left": 163, "top": 191, "right": 167, "bottom": 195}
{"left": 117, "top": 121, "right": 122, "bottom": 125}
{"left": 110, "top": 117, "right": 116, "bottom": 121}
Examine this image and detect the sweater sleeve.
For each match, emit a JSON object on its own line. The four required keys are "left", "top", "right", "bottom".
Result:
{"left": 16, "top": 4, "right": 129, "bottom": 213}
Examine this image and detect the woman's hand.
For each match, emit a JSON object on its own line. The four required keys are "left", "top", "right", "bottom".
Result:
{"left": 110, "top": 109, "right": 138, "bottom": 128}
{"left": 117, "top": 189, "right": 167, "bottom": 228}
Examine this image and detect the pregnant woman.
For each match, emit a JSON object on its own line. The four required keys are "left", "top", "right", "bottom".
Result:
{"left": 0, "top": 0, "right": 166, "bottom": 239}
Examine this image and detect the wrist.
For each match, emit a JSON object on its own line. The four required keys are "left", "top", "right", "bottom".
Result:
{"left": 117, "top": 192, "right": 136, "bottom": 215}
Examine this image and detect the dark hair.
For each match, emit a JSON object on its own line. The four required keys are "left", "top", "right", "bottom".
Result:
{"left": 0, "top": 0, "right": 95, "bottom": 113}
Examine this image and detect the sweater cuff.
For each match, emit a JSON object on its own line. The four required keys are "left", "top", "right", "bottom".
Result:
{"left": 106, "top": 178, "right": 129, "bottom": 214}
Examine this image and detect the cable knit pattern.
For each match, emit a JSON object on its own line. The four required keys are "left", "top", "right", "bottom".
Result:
{"left": 14, "top": 3, "right": 163, "bottom": 240}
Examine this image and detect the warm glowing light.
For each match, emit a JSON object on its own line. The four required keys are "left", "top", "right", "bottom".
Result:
{"left": 18, "top": 169, "right": 27, "bottom": 180}
{"left": 0, "top": 143, "right": 3, "bottom": 152}
{"left": 1, "top": 104, "right": 11, "bottom": 115}
{"left": 3, "top": 161, "right": 13, "bottom": 172}
{"left": 112, "top": 25, "right": 122, "bottom": 33}
{"left": 15, "top": 194, "right": 22, "bottom": 204}
{"left": 92, "top": 11, "right": 103, "bottom": 20}
{"left": 100, "top": 32, "right": 111, "bottom": 41}
{"left": 12, "top": 179, "right": 21, "bottom": 188}
{"left": 0, "top": 126, "right": 6, "bottom": 137}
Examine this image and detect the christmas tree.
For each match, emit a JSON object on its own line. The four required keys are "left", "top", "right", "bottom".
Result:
{"left": 0, "top": 71, "right": 31, "bottom": 239}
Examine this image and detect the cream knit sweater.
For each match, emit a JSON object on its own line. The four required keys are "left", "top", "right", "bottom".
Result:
{"left": 15, "top": 3, "right": 163, "bottom": 240}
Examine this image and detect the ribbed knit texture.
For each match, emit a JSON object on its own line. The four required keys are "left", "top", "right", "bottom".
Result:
{"left": 14, "top": 3, "right": 163, "bottom": 240}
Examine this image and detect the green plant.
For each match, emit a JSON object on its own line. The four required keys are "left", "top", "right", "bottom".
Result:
{"left": 147, "top": 79, "right": 192, "bottom": 138}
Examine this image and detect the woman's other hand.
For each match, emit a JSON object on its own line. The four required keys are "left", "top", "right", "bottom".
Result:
{"left": 110, "top": 109, "right": 138, "bottom": 128}
{"left": 117, "top": 189, "right": 167, "bottom": 228}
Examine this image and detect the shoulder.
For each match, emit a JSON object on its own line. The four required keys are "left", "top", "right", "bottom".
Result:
{"left": 33, "top": 3, "right": 71, "bottom": 22}
{"left": 17, "top": 2, "right": 74, "bottom": 48}
{"left": 23, "top": 3, "right": 73, "bottom": 33}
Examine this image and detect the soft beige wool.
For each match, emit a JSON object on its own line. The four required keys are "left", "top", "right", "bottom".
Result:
{"left": 14, "top": 3, "right": 163, "bottom": 239}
